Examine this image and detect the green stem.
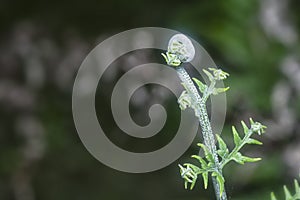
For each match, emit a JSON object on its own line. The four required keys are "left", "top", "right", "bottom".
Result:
{"left": 176, "top": 66, "right": 227, "bottom": 200}
{"left": 220, "top": 129, "right": 253, "bottom": 168}
{"left": 203, "top": 80, "right": 216, "bottom": 102}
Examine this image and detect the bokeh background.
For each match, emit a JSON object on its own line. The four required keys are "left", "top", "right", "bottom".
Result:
{"left": 1, "top": 0, "right": 300, "bottom": 199}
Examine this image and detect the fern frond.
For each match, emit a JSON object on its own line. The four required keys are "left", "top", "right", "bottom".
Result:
{"left": 271, "top": 178, "right": 300, "bottom": 200}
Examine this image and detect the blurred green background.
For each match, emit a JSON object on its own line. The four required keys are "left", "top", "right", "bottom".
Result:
{"left": 1, "top": 0, "right": 300, "bottom": 199}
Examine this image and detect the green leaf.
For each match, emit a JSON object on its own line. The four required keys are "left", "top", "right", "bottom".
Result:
{"left": 217, "top": 174, "right": 225, "bottom": 197}
{"left": 202, "top": 172, "right": 209, "bottom": 189}
{"left": 241, "top": 120, "right": 249, "bottom": 134}
{"left": 212, "top": 172, "right": 225, "bottom": 197}
{"left": 183, "top": 163, "right": 201, "bottom": 173}
{"left": 190, "top": 178, "right": 196, "bottom": 190}
{"left": 241, "top": 156, "right": 261, "bottom": 163}
{"left": 161, "top": 53, "right": 168, "bottom": 62}
{"left": 181, "top": 82, "right": 188, "bottom": 91}
{"left": 197, "top": 143, "right": 209, "bottom": 157}
{"left": 192, "top": 78, "right": 207, "bottom": 93}
{"left": 216, "top": 135, "right": 229, "bottom": 159}
{"left": 232, "top": 152, "right": 244, "bottom": 164}
{"left": 216, "top": 134, "right": 228, "bottom": 152}
{"left": 163, "top": 52, "right": 182, "bottom": 67}
{"left": 197, "top": 143, "right": 209, "bottom": 155}
{"left": 217, "top": 149, "right": 228, "bottom": 159}
{"left": 284, "top": 185, "right": 292, "bottom": 200}
{"left": 206, "top": 153, "right": 214, "bottom": 164}
{"left": 208, "top": 68, "right": 229, "bottom": 80}
{"left": 212, "top": 87, "right": 230, "bottom": 95}
{"left": 197, "top": 143, "right": 214, "bottom": 163}
{"left": 184, "top": 181, "right": 188, "bottom": 189}
{"left": 295, "top": 179, "right": 300, "bottom": 196}
{"left": 271, "top": 192, "right": 277, "bottom": 200}
{"left": 269, "top": 177, "right": 300, "bottom": 200}
{"left": 172, "top": 60, "right": 181, "bottom": 66}
{"left": 191, "top": 155, "right": 207, "bottom": 169}
{"left": 232, "top": 126, "right": 242, "bottom": 146}
{"left": 178, "top": 91, "right": 192, "bottom": 110}
{"left": 246, "top": 138, "right": 263, "bottom": 145}
{"left": 250, "top": 118, "right": 255, "bottom": 125}
{"left": 203, "top": 69, "right": 215, "bottom": 82}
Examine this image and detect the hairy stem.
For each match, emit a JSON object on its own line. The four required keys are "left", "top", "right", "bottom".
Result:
{"left": 176, "top": 66, "right": 227, "bottom": 200}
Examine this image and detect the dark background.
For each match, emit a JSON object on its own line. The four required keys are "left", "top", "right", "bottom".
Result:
{"left": 1, "top": 0, "right": 300, "bottom": 199}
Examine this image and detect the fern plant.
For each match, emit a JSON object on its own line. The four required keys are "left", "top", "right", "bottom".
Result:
{"left": 179, "top": 119, "right": 265, "bottom": 194}
{"left": 162, "top": 33, "right": 267, "bottom": 200}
